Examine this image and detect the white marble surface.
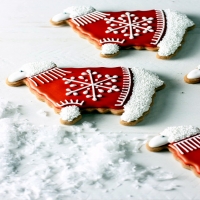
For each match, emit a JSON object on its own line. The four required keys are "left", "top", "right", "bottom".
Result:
{"left": 0, "top": 0, "right": 200, "bottom": 199}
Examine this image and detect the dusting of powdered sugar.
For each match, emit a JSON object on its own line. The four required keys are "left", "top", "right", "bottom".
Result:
{"left": 60, "top": 105, "right": 81, "bottom": 121}
{"left": 160, "top": 125, "right": 200, "bottom": 143}
{"left": 19, "top": 61, "right": 56, "bottom": 77}
{"left": 64, "top": 6, "right": 96, "bottom": 18}
{"left": 0, "top": 98, "right": 179, "bottom": 199}
{"left": 101, "top": 43, "right": 119, "bottom": 55}
{"left": 0, "top": 98, "right": 20, "bottom": 118}
{"left": 121, "top": 67, "right": 164, "bottom": 122}
{"left": 157, "top": 9, "right": 194, "bottom": 57}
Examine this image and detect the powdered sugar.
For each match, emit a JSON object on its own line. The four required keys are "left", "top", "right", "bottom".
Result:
{"left": 157, "top": 9, "right": 194, "bottom": 57}
{"left": 37, "top": 109, "right": 48, "bottom": 117}
{"left": 60, "top": 105, "right": 81, "bottom": 121}
{"left": 20, "top": 61, "right": 56, "bottom": 77}
{"left": 160, "top": 125, "right": 200, "bottom": 143}
{"left": 0, "top": 99, "right": 179, "bottom": 199}
{"left": 0, "top": 98, "right": 20, "bottom": 118}
{"left": 121, "top": 67, "right": 164, "bottom": 122}
{"left": 101, "top": 43, "right": 119, "bottom": 55}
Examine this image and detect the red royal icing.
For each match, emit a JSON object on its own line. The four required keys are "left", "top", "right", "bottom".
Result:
{"left": 25, "top": 67, "right": 133, "bottom": 111}
{"left": 168, "top": 134, "right": 200, "bottom": 175}
{"left": 68, "top": 10, "right": 166, "bottom": 48}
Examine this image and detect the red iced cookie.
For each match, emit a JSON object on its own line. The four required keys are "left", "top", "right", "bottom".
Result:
{"left": 6, "top": 61, "right": 164, "bottom": 125}
{"left": 51, "top": 6, "right": 195, "bottom": 59}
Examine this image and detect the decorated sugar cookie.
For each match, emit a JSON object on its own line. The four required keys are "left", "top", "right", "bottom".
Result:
{"left": 6, "top": 61, "right": 164, "bottom": 125}
{"left": 184, "top": 65, "right": 200, "bottom": 84}
{"left": 146, "top": 126, "right": 200, "bottom": 177}
{"left": 51, "top": 6, "right": 195, "bottom": 59}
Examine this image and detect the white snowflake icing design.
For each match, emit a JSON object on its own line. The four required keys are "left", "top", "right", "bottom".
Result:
{"left": 104, "top": 12, "right": 154, "bottom": 39}
{"left": 62, "top": 69, "right": 120, "bottom": 101}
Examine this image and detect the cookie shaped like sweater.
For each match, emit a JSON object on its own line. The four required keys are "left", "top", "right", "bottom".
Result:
{"left": 51, "top": 6, "right": 195, "bottom": 59}
{"left": 184, "top": 65, "right": 200, "bottom": 84}
{"left": 147, "top": 126, "right": 200, "bottom": 177}
{"left": 6, "top": 61, "right": 164, "bottom": 125}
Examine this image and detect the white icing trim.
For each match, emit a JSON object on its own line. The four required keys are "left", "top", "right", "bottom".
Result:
{"left": 56, "top": 99, "right": 84, "bottom": 107}
{"left": 100, "top": 38, "right": 125, "bottom": 44}
{"left": 29, "top": 67, "right": 71, "bottom": 86}
{"left": 172, "top": 134, "right": 200, "bottom": 154}
{"left": 101, "top": 43, "right": 119, "bottom": 55}
{"left": 160, "top": 125, "right": 200, "bottom": 143}
{"left": 60, "top": 105, "right": 81, "bottom": 122}
{"left": 151, "top": 10, "right": 165, "bottom": 45}
{"left": 72, "top": 11, "right": 109, "bottom": 26}
{"left": 115, "top": 67, "right": 131, "bottom": 106}
{"left": 157, "top": 9, "right": 194, "bottom": 57}
{"left": 121, "top": 67, "right": 164, "bottom": 122}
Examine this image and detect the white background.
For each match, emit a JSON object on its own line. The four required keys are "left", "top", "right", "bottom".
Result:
{"left": 0, "top": 0, "right": 200, "bottom": 199}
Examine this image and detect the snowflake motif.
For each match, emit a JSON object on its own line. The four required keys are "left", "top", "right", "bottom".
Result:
{"left": 104, "top": 12, "right": 154, "bottom": 39}
{"left": 62, "top": 69, "right": 120, "bottom": 101}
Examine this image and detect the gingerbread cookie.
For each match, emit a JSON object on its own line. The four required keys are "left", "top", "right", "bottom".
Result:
{"left": 184, "top": 65, "right": 200, "bottom": 84}
{"left": 146, "top": 126, "right": 200, "bottom": 177}
{"left": 6, "top": 61, "right": 164, "bottom": 125}
{"left": 51, "top": 6, "right": 195, "bottom": 59}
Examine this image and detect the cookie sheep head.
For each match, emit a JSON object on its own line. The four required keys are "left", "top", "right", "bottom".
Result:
{"left": 147, "top": 125, "right": 200, "bottom": 149}
{"left": 184, "top": 65, "right": 200, "bottom": 84}
{"left": 7, "top": 61, "right": 56, "bottom": 85}
{"left": 51, "top": 6, "right": 96, "bottom": 25}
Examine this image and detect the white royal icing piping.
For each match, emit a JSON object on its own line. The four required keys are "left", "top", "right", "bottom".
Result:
{"left": 104, "top": 12, "right": 154, "bottom": 40}
{"left": 28, "top": 68, "right": 71, "bottom": 87}
{"left": 157, "top": 9, "right": 194, "bottom": 57}
{"left": 62, "top": 69, "right": 120, "bottom": 101}
{"left": 60, "top": 105, "right": 81, "bottom": 122}
{"left": 100, "top": 38, "right": 125, "bottom": 44}
{"left": 115, "top": 67, "right": 131, "bottom": 107}
{"left": 172, "top": 134, "right": 200, "bottom": 154}
{"left": 20, "top": 61, "right": 56, "bottom": 77}
{"left": 72, "top": 11, "right": 109, "bottom": 26}
{"left": 160, "top": 126, "right": 200, "bottom": 143}
{"left": 101, "top": 43, "right": 119, "bottom": 55}
{"left": 56, "top": 99, "right": 84, "bottom": 107}
{"left": 121, "top": 67, "right": 164, "bottom": 122}
{"left": 150, "top": 10, "right": 165, "bottom": 45}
